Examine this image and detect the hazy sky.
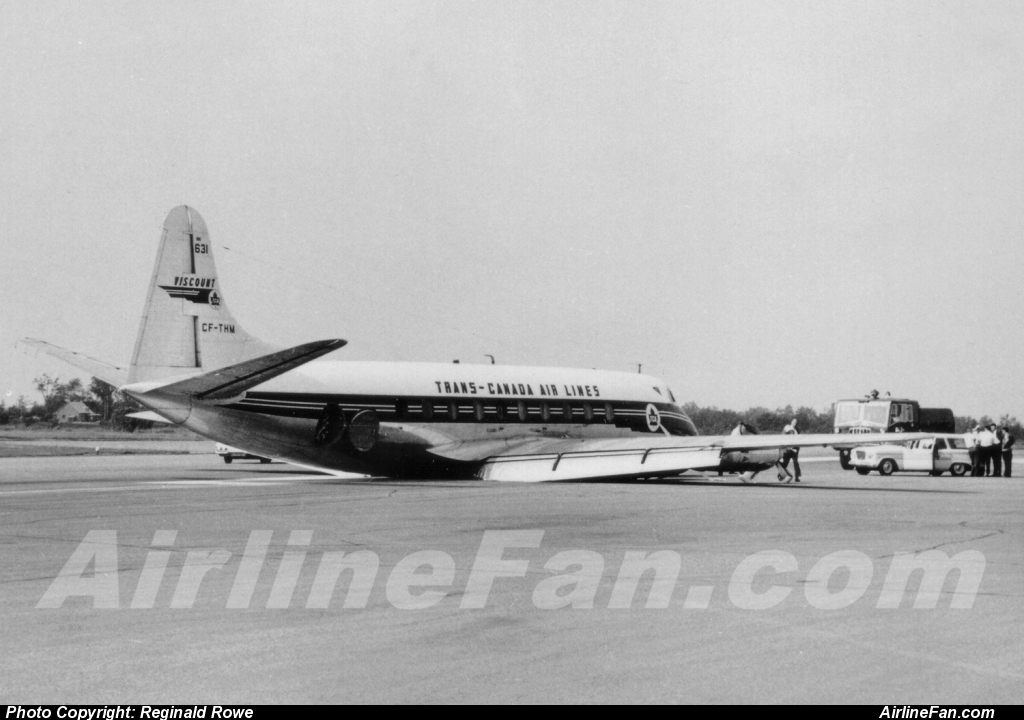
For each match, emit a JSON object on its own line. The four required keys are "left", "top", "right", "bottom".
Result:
{"left": 2, "top": 1, "right": 1022, "bottom": 419}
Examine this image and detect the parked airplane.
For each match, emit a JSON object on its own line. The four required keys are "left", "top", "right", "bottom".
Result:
{"left": 24, "top": 207, "right": 925, "bottom": 481}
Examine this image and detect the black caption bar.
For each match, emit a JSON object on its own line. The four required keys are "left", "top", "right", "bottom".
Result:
{"left": 4, "top": 709, "right": 255, "bottom": 720}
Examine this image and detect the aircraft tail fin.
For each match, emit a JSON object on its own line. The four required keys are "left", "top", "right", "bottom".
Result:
{"left": 128, "top": 206, "right": 277, "bottom": 384}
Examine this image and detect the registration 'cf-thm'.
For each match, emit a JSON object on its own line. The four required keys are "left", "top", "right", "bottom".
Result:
{"left": 25, "top": 207, "right": 893, "bottom": 481}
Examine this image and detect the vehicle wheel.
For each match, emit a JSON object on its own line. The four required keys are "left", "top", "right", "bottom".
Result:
{"left": 855, "top": 467, "right": 870, "bottom": 475}
{"left": 839, "top": 450, "right": 852, "bottom": 470}
{"left": 223, "top": 456, "right": 232, "bottom": 464}
{"left": 950, "top": 463, "right": 968, "bottom": 477}
{"left": 878, "top": 459, "right": 896, "bottom": 476}
{"left": 260, "top": 458, "right": 271, "bottom": 464}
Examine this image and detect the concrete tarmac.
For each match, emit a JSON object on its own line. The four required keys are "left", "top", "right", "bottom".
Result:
{"left": 1, "top": 453, "right": 1021, "bottom": 703}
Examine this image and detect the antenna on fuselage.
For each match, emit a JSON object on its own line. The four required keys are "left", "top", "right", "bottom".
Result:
{"left": 637, "top": 364, "right": 642, "bottom": 374}
{"left": 484, "top": 354, "right": 495, "bottom": 365}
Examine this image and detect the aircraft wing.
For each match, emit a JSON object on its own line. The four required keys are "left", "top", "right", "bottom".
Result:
{"left": 714, "top": 432, "right": 935, "bottom": 452}
{"left": 472, "top": 432, "right": 935, "bottom": 482}
{"left": 477, "top": 438, "right": 722, "bottom": 482}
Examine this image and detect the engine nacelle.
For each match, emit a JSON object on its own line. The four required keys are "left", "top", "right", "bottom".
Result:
{"left": 718, "top": 448, "right": 782, "bottom": 474}
{"left": 347, "top": 410, "right": 380, "bottom": 452}
{"left": 313, "top": 405, "right": 380, "bottom": 453}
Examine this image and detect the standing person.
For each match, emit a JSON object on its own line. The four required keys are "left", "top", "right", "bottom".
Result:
{"left": 991, "top": 424, "right": 1003, "bottom": 477}
{"left": 966, "top": 426, "right": 979, "bottom": 476}
{"left": 731, "top": 421, "right": 765, "bottom": 482}
{"left": 977, "top": 424, "right": 997, "bottom": 476}
{"left": 1002, "top": 427, "right": 1015, "bottom": 477}
{"left": 722, "top": 421, "right": 748, "bottom": 477}
{"left": 777, "top": 417, "right": 801, "bottom": 483}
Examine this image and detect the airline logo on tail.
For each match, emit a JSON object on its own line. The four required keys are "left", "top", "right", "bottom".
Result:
{"left": 159, "top": 275, "right": 220, "bottom": 305}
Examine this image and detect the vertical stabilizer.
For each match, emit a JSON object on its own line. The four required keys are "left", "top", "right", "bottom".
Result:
{"left": 128, "top": 206, "right": 276, "bottom": 383}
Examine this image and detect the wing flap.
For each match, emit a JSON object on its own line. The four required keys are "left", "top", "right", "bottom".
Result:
{"left": 479, "top": 445, "right": 723, "bottom": 482}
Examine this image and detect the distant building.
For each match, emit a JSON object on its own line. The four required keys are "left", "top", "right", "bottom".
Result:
{"left": 55, "top": 401, "right": 100, "bottom": 424}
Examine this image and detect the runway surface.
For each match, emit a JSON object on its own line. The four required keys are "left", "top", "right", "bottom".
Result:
{"left": 1, "top": 453, "right": 1021, "bottom": 703}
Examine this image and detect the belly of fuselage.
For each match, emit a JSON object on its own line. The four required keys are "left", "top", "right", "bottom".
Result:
{"left": 182, "top": 403, "right": 666, "bottom": 477}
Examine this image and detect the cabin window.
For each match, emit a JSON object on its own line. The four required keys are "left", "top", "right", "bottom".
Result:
{"left": 421, "top": 400, "right": 434, "bottom": 421}
{"left": 395, "top": 398, "right": 408, "bottom": 420}
{"left": 518, "top": 401, "right": 528, "bottom": 421}
{"left": 541, "top": 402, "right": 551, "bottom": 422}
{"left": 562, "top": 402, "right": 572, "bottom": 422}
{"left": 449, "top": 403, "right": 460, "bottom": 421}
{"left": 583, "top": 403, "right": 593, "bottom": 422}
{"left": 604, "top": 403, "right": 614, "bottom": 423}
{"left": 474, "top": 401, "right": 485, "bottom": 422}
{"left": 493, "top": 402, "right": 505, "bottom": 422}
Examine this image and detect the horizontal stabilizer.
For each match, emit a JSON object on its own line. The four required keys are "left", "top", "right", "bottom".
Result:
{"left": 20, "top": 338, "right": 129, "bottom": 387}
{"left": 126, "top": 411, "right": 175, "bottom": 424}
{"left": 141, "top": 338, "right": 346, "bottom": 400}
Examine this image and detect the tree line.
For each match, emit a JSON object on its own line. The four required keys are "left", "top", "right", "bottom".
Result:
{"left": 0, "top": 375, "right": 145, "bottom": 430}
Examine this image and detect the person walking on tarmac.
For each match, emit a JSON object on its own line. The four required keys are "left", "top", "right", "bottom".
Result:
{"left": 1001, "top": 427, "right": 1015, "bottom": 477}
{"left": 777, "top": 418, "right": 802, "bottom": 483}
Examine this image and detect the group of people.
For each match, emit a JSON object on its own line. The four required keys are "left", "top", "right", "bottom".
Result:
{"left": 965, "top": 424, "right": 1014, "bottom": 477}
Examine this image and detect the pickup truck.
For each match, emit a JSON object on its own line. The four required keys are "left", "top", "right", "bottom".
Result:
{"left": 848, "top": 436, "right": 970, "bottom": 476}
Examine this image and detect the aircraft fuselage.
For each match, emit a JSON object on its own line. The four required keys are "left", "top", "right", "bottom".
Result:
{"left": 135, "top": 359, "right": 698, "bottom": 477}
